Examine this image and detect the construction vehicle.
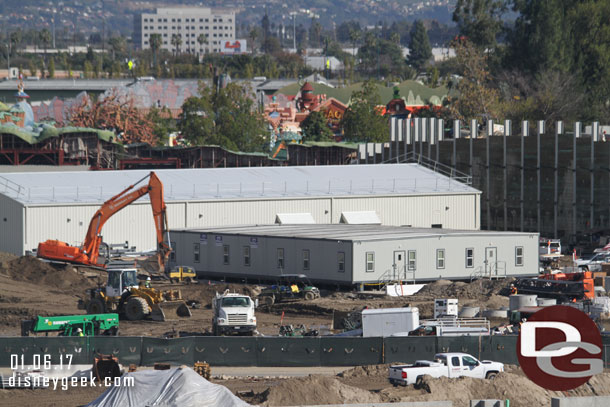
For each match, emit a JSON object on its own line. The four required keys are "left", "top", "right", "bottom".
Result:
{"left": 513, "top": 270, "right": 594, "bottom": 302}
{"left": 212, "top": 290, "right": 257, "bottom": 336}
{"left": 167, "top": 265, "right": 197, "bottom": 284}
{"left": 258, "top": 274, "right": 320, "bottom": 306}
{"left": 37, "top": 172, "right": 171, "bottom": 270}
{"left": 78, "top": 268, "right": 191, "bottom": 321}
{"left": 21, "top": 314, "right": 119, "bottom": 336}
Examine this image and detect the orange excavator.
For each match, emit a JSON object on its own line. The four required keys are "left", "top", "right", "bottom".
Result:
{"left": 37, "top": 172, "right": 171, "bottom": 270}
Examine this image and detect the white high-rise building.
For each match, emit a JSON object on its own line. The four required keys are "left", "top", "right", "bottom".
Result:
{"left": 134, "top": 8, "right": 236, "bottom": 54}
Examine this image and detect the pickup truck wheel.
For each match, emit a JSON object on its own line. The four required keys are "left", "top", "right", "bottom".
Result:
{"left": 486, "top": 372, "right": 498, "bottom": 380}
{"left": 415, "top": 377, "right": 430, "bottom": 392}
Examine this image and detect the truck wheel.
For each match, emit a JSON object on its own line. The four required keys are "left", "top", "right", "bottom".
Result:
{"left": 124, "top": 297, "right": 149, "bottom": 321}
{"left": 86, "top": 299, "right": 105, "bottom": 315}
{"left": 170, "top": 277, "right": 179, "bottom": 284}
{"left": 486, "top": 372, "right": 498, "bottom": 380}
{"left": 304, "top": 291, "right": 315, "bottom": 301}
{"left": 263, "top": 296, "right": 275, "bottom": 307}
{"left": 415, "top": 376, "right": 429, "bottom": 392}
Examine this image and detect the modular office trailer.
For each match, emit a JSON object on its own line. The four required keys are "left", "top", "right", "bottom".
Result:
{"left": 168, "top": 224, "right": 538, "bottom": 286}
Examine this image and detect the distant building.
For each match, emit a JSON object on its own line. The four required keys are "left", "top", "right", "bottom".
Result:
{"left": 303, "top": 56, "right": 343, "bottom": 73}
{"left": 134, "top": 8, "right": 235, "bottom": 54}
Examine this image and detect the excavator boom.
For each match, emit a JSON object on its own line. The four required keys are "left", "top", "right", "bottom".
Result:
{"left": 37, "top": 172, "right": 171, "bottom": 269}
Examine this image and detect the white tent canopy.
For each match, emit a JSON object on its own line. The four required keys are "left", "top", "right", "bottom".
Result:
{"left": 87, "top": 367, "right": 251, "bottom": 407}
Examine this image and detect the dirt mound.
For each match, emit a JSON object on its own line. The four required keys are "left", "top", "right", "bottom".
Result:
{"left": 255, "top": 375, "right": 382, "bottom": 406}
{"left": 414, "top": 278, "right": 514, "bottom": 301}
{"left": 381, "top": 371, "right": 610, "bottom": 407}
{"left": 0, "top": 255, "right": 94, "bottom": 292}
{"left": 338, "top": 364, "right": 390, "bottom": 379}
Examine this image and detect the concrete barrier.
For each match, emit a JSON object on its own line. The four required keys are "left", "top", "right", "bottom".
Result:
{"left": 551, "top": 396, "right": 610, "bottom": 407}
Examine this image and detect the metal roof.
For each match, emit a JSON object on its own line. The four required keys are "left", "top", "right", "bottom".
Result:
{"left": 174, "top": 224, "right": 534, "bottom": 242}
{"left": 0, "top": 164, "right": 479, "bottom": 206}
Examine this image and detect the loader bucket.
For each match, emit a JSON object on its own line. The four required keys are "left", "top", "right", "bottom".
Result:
{"left": 152, "top": 301, "right": 192, "bottom": 321}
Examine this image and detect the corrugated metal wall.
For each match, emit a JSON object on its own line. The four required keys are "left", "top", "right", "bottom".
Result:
{"left": 17, "top": 193, "right": 479, "bottom": 255}
{"left": 0, "top": 194, "right": 23, "bottom": 255}
{"left": 333, "top": 193, "right": 479, "bottom": 229}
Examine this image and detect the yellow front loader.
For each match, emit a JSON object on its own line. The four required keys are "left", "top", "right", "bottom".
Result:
{"left": 79, "top": 269, "right": 192, "bottom": 322}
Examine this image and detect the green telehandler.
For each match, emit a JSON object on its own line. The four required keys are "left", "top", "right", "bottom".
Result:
{"left": 21, "top": 313, "right": 119, "bottom": 336}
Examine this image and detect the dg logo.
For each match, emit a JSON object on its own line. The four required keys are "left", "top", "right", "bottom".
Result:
{"left": 517, "top": 305, "right": 603, "bottom": 391}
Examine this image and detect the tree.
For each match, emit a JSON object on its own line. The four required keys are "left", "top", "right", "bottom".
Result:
{"left": 179, "top": 82, "right": 267, "bottom": 152}
{"left": 83, "top": 60, "right": 93, "bottom": 79}
{"left": 171, "top": 34, "right": 182, "bottom": 56}
{"left": 108, "top": 36, "right": 126, "bottom": 61}
{"left": 48, "top": 57, "right": 55, "bottom": 78}
{"left": 309, "top": 18, "right": 322, "bottom": 48}
{"left": 341, "top": 80, "right": 389, "bottom": 143}
{"left": 27, "top": 59, "right": 37, "bottom": 77}
{"left": 349, "top": 29, "right": 361, "bottom": 55}
{"left": 453, "top": 0, "right": 505, "bottom": 49}
{"left": 147, "top": 106, "right": 177, "bottom": 146}
{"left": 301, "top": 111, "right": 334, "bottom": 141}
{"left": 39, "top": 29, "right": 51, "bottom": 70}
{"left": 447, "top": 39, "right": 501, "bottom": 122}
{"left": 407, "top": 20, "right": 432, "bottom": 71}
{"left": 197, "top": 34, "right": 208, "bottom": 55}
{"left": 261, "top": 13, "right": 270, "bottom": 53}
{"left": 149, "top": 34, "right": 162, "bottom": 67}
{"left": 249, "top": 28, "right": 259, "bottom": 53}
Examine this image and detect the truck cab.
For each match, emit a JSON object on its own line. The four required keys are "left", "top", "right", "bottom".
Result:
{"left": 212, "top": 290, "right": 257, "bottom": 336}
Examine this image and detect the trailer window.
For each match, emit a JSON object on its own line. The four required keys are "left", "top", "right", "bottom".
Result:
{"left": 338, "top": 252, "right": 345, "bottom": 272}
{"left": 223, "top": 245, "right": 230, "bottom": 265}
{"left": 193, "top": 243, "right": 200, "bottom": 263}
{"left": 515, "top": 246, "right": 523, "bottom": 266}
{"left": 436, "top": 249, "right": 445, "bottom": 269}
{"left": 466, "top": 248, "right": 474, "bottom": 268}
{"left": 366, "top": 252, "right": 374, "bottom": 272}
{"left": 277, "top": 248, "right": 284, "bottom": 269}
{"left": 408, "top": 250, "right": 416, "bottom": 271}
{"left": 303, "top": 249, "right": 310, "bottom": 270}
{"left": 243, "top": 246, "right": 250, "bottom": 266}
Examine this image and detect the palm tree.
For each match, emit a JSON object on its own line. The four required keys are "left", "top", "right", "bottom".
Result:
{"left": 349, "top": 29, "right": 361, "bottom": 55}
{"left": 39, "top": 29, "right": 51, "bottom": 76}
{"left": 249, "top": 28, "right": 258, "bottom": 54}
{"left": 149, "top": 34, "right": 162, "bottom": 67}
{"left": 171, "top": 34, "right": 182, "bottom": 57}
{"left": 108, "top": 36, "right": 126, "bottom": 61}
{"left": 197, "top": 34, "right": 208, "bottom": 56}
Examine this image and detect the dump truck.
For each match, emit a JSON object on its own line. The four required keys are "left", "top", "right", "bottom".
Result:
{"left": 212, "top": 290, "right": 257, "bottom": 336}
{"left": 21, "top": 314, "right": 119, "bottom": 336}
{"left": 389, "top": 352, "right": 504, "bottom": 387}
{"left": 79, "top": 268, "right": 191, "bottom": 321}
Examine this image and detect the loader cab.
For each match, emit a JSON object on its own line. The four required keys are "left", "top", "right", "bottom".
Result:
{"left": 106, "top": 269, "right": 139, "bottom": 298}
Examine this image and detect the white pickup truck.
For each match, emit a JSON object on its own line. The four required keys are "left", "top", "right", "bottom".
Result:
{"left": 388, "top": 352, "right": 504, "bottom": 387}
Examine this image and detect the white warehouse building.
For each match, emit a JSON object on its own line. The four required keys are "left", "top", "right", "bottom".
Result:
{"left": 0, "top": 164, "right": 480, "bottom": 255}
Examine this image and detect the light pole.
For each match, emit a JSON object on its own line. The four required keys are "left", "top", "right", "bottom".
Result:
{"left": 289, "top": 11, "right": 296, "bottom": 52}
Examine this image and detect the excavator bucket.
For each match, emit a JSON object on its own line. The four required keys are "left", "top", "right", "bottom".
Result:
{"left": 151, "top": 301, "right": 192, "bottom": 322}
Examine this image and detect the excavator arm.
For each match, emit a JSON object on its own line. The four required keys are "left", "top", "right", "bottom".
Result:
{"left": 37, "top": 172, "right": 172, "bottom": 269}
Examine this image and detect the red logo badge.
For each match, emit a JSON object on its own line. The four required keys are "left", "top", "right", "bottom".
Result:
{"left": 517, "top": 305, "right": 603, "bottom": 391}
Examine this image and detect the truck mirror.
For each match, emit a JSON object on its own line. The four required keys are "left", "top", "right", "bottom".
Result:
{"left": 254, "top": 299, "right": 259, "bottom": 308}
